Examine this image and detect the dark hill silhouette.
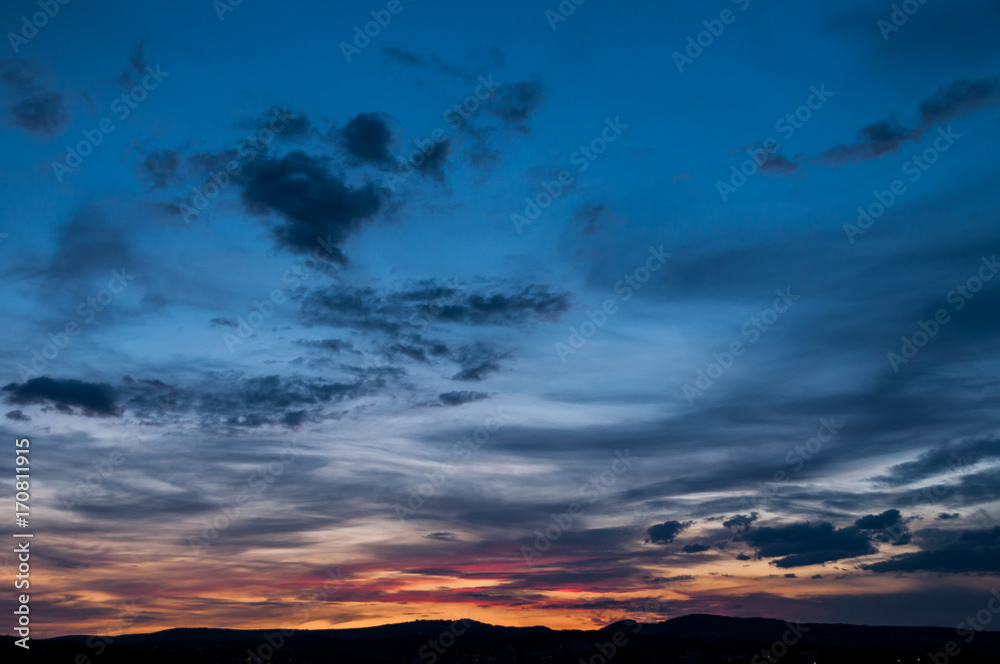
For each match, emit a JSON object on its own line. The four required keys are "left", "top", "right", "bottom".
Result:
{"left": 10, "top": 613, "right": 1000, "bottom": 663}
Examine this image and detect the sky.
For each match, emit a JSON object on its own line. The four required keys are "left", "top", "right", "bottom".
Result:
{"left": 1, "top": 0, "right": 1000, "bottom": 638}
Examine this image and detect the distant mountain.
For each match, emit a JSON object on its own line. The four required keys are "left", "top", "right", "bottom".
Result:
{"left": 14, "top": 613, "right": 1000, "bottom": 663}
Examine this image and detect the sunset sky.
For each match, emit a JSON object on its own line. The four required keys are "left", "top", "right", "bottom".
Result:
{"left": 2, "top": 0, "right": 1000, "bottom": 637}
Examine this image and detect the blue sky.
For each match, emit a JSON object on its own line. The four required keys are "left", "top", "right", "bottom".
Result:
{"left": 2, "top": 0, "right": 1000, "bottom": 635}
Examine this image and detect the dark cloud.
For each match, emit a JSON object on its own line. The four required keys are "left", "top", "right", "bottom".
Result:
{"left": 5, "top": 409, "right": 30, "bottom": 422}
{"left": 414, "top": 137, "right": 450, "bottom": 182}
{"left": 818, "top": 118, "right": 917, "bottom": 165}
{"left": 863, "top": 526, "right": 1000, "bottom": 574}
{"left": 118, "top": 371, "right": 399, "bottom": 430}
{"left": 298, "top": 280, "right": 572, "bottom": 331}
{"left": 433, "top": 284, "right": 572, "bottom": 326}
{"left": 239, "top": 150, "right": 386, "bottom": 263}
{"left": 338, "top": 112, "right": 394, "bottom": 166}
{"left": 817, "top": 76, "right": 999, "bottom": 166}
{"left": 296, "top": 338, "right": 356, "bottom": 354}
{"left": 3, "top": 377, "right": 120, "bottom": 417}
{"left": 872, "top": 436, "right": 1000, "bottom": 487}
{"left": 759, "top": 152, "right": 800, "bottom": 175}
{"left": 426, "top": 531, "right": 459, "bottom": 541}
{"left": 488, "top": 78, "right": 545, "bottom": 132}
{"left": 919, "top": 77, "right": 1000, "bottom": 127}
{"left": 742, "top": 522, "right": 873, "bottom": 568}
{"left": 137, "top": 149, "right": 181, "bottom": 189}
{"left": 571, "top": 203, "right": 612, "bottom": 236}
{"left": 855, "top": 509, "right": 903, "bottom": 530}
{"left": 645, "top": 520, "right": 692, "bottom": 544}
{"left": 451, "top": 342, "right": 509, "bottom": 382}
{"left": 723, "top": 513, "right": 759, "bottom": 530}
{"left": 937, "top": 512, "right": 961, "bottom": 520}
{"left": 0, "top": 60, "right": 67, "bottom": 136}
{"left": 115, "top": 40, "right": 148, "bottom": 90}
{"left": 44, "top": 206, "right": 133, "bottom": 282}
{"left": 439, "top": 391, "right": 489, "bottom": 406}
{"left": 681, "top": 543, "right": 710, "bottom": 553}
{"left": 381, "top": 46, "right": 425, "bottom": 67}
{"left": 243, "top": 106, "right": 313, "bottom": 141}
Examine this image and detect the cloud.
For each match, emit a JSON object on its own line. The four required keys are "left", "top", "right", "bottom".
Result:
{"left": 137, "top": 149, "right": 182, "bottom": 189}
{"left": 723, "top": 513, "right": 759, "bottom": 530}
{"left": 296, "top": 338, "right": 356, "bottom": 354}
{"left": 681, "top": 543, "right": 710, "bottom": 553}
{"left": 863, "top": 526, "right": 1000, "bottom": 574}
{"left": 338, "top": 112, "right": 395, "bottom": 166}
{"left": 571, "top": 203, "right": 616, "bottom": 236}
{"left": 5, "top": 410, "right": 30, "bottom": 422}
{"left": 43, "top": 206, "right": 133, "bottom": 282}
{"left": 487, "top": 78, "right": 545, "bottom": 132}
{"left": 243, "top": 106, "right": 313, "bottom": 141}
{"left": 238, "top": 150, "right": 386, "bottom": 263}
{"left": 872, "top": 436, "right": 1000, "bottom": 487}
{"left": 117, "top": 371, "right": 398, "bottom": 430}
{"left": 937, "top": 512, "right": 961, "bottom": 520}
{"left": 645, "top": 520, "right": 692, "bottom": 544}
{"left": 2, "top": 377, "right": 120, "bottom": 417}
{"left": 115, "top": 40, "right": 148, "bottom": 90}
{"left": 439, "top": 391, "right": 489, "bottom": 406}
{"left": 817, "top": 76, "right": 999, "bottom": 166}
{"left": 450, "top": 342, "right": 509, "bottom": 382}
{"left": 919, "top": 77, "right": 1000, "bottom": 127}
{"left": 413, "top": 137, "right": 450, "bottom": 182}
{"left": 426, "top": 531, "right": 459, "bottom": 541}
{"left": 0, "top": 60, "right": 68, "bottom": 136}
{"left": 855, "top": 509, "right": 903, "bottom": 530}
{"left": 742, "top": 521, "right": 874, "bottom": 568}
{"left": 381, "top": 46, "right": 425, "bottom": 67}
{"left": 759, "top": 152, "right": 800, "bottom": 175}
{"left": 298, "top": 280, "right": 572, "bottom": 331}
{"left": 817, "top": 118, "right": 917, "bottom": 165}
